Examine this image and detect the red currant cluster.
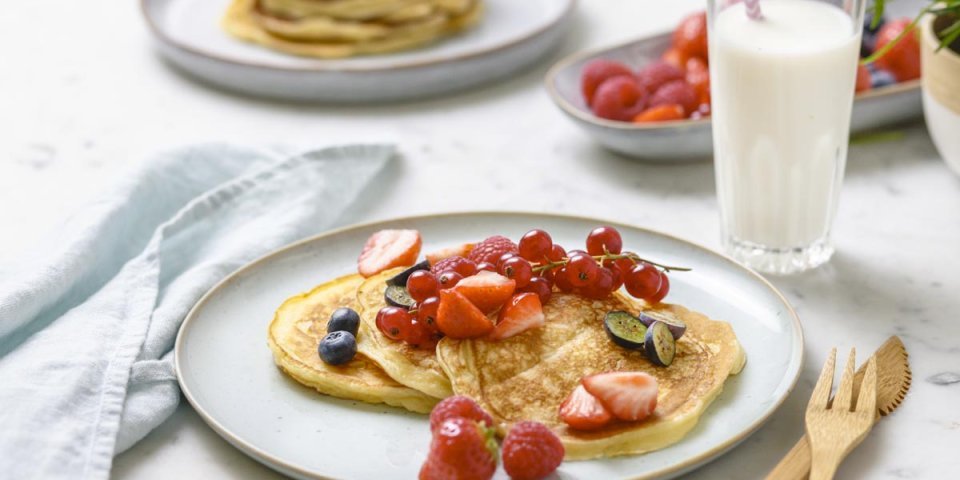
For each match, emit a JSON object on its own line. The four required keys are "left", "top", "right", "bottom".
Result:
{"left": 507, "top": 226, "right": 682, "bottom": 304}
{"left": 376, "top": 289, "right": 442, "bottom": 350}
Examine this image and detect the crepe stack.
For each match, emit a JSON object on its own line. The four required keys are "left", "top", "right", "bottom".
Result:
{"left": 223, "top": 0, "right": 484, "bottom": 58}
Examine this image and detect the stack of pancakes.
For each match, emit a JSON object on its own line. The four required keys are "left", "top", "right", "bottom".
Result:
{"left": 268, "top": 268, "right": 746, "bottom": 459}
{"left": 222, "top": 0, "right": 484, "bottom": 58}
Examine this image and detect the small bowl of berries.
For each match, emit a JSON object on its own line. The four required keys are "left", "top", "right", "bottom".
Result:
{"left": 545, "top": 8, "right": 924, "bottom": 162}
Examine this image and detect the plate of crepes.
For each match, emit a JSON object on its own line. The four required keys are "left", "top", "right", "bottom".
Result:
{"left": 176, "top": 212, "right": 802, "bottom": 479}
{"left": 141, "top": 0, "right": 574, "bottom": 102}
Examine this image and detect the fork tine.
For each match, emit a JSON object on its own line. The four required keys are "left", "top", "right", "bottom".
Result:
{"left": 857, "top": 357, "right": 878, "bottom": 414}
{"left": 833, "top": 349, "right": 857, "bottom": 411}
{"left": 809, "top": 348, "right": 836, "bottom": 410}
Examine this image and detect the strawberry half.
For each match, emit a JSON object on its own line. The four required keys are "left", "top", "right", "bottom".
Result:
{"left": 559, "top": 384, "right": 613, "bottom": 431}
{"left": 426, "top": 243, "right": 475, "bottom": 266}
{"left": 581, "top": 372, "right": 659, "bottom": 422}
{"left": 357, "top": 229, "right": 422, "bottom": 278}
{"left": 454, "top": 271, "right": 516, "bottom": 314}
{"left": 489, "top": 293, "right": 544, "bottom": 340}
{"left": 437, "top": 289, "right": 495, "bottom": 339}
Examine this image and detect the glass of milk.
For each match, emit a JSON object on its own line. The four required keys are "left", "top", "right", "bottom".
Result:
{"left": 707, "top": 0, "right": 867, "bottom": 274}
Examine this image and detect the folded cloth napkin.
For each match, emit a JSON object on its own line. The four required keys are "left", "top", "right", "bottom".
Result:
{"left": 0, "top": 143, "right": 394, "bottom": 479}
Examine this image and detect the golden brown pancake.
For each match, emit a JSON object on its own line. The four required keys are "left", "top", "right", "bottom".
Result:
{"left": 436, "top": 293, "right": 745, "bottom": 460}
{"left": 355, "top": 269, "right": 452, "bottom": 399}
{"left": 268, "top": 273, "right": 438, "bottom": 413}
{"left": 259, "top": 0, "right": 471, "bottom": 21}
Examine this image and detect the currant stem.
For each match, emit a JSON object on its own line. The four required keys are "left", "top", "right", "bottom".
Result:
{"left": 531, "top": 252, "right": 691, "bottom": 273}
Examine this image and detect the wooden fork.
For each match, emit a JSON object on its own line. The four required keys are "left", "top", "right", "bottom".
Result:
{"left": 805, "top": 348, "right": 878, "bottom": 480}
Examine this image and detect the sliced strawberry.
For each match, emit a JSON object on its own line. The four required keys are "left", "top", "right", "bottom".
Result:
{"left": 559, "top": 384, "right": 613, "bottom": 431}
{"left": 489, "top": 293, "right": 544, "bottom": 341}
{"left": 357, "top": 229, "right": 422, "bottom": 278}
{"left": 581, "top": 372, "right": 658, "bottom": 422}
{"left": 454, "top": 271, "right": 517, "bottom": 314}
{"left": 426, "top": 243, "right": 475, "bottom": 266}
{"left": 437, "top": 289, "right": 495, "bottom": 339}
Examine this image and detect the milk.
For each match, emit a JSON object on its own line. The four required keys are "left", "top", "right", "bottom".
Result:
{"left": 711, "top": 0, "right": 860, "bottom": 251}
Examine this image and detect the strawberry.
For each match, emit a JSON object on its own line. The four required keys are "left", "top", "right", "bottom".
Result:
{"left": 648, "top": 80, "right": 698, "bottom": 117}
{"left": 489, "top": 293, "right": 544, "bottom": 340}
{"left": 672, "top": 11, "right": 709, "bottom": 61}
{"left": 437, "top": 290, "right": 495, "bottom": 339}
{"left": 429, "top": 395, "right": 494, "bottom": 434}
{"left": 685, "top": 57, "right": 710, "bottom": 101}
{"left": 660, "top": 47, "right": 691, "bottom": 71}
{"left": 591, "top": 76, "right": 648, "bottom": 122}
{"left": 855, "top": 63, "right": 872, "bottom": 93}
{"left": 357, "top": 229, "right": 422, "bottom": 278}
{"left": 559, "top": 384, "right": 614, "bottom": 431}
{"left": 581, "top": 372, "right": 659, "bottom": 422}
{"left": 454, "top": 271, "right": 516, "bottom": 314}
{"left": 633, "top": 104, "right": 686, "bottom": 123}
{"left": 427, "top": 243, "right": 475, "bottom": 266}
{"left": 581, "top": 59, "right": 635, "bottom": 106}
{"left": 431, "top": 256, "right": 479, "bottom": 277}
{"left": 874, "top": 18, "right": 921, "bottom": 81}
{"left": 419, "top": 417, "right": 498, "bottom": 480}
{"left": 501, "top": 421, "right": 565, "bottom": 480}
{"left": 468, "top": 235, "right": 518, "bottom": 265}
{"left": 636, "top": 61, "right": 684, "bottom": 94}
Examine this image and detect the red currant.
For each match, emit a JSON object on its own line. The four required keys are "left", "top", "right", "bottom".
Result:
{"left": 376, "top": 306, "right": 413, "bottom": 341}
{"left": 499, "top": 257, "right": 533, "bottom": 288}
{"left": 405, "top": 319, "right": 435, "bottom": 348}
{"left": 583, "top": 267, "right": 615, "bottom": 299}
{"left": 586, "top": 226, "right": 623, "bottom": 256}
{"left": 566, "top": 253, "right": 599, "bottom": 287}
{"left": 417, "top": 296, "right": 441, "bottom": 328}
{"left": 477, "top": 262, "right": 497, "bottom": 272}
{"left": 609, "top": 264, "right": 624, "bottom": 291}
{"left": 624, "top": 263, "right": 662, "bottom": 300}
{"left": 554, "top": 266, "right": 575, "bottom": 292}
{"left": 437, "top": 270, "right": 464, "bottom": 289}
{"left": 497, "top": 252, "right": 517, "bottom": 268}
{"left": 406, "top": 270, "right": 439, "bottom": 303}
{"left": 521, "top": 276, "right": 553, "bottom": 305}
{"left": 566, "top": 249, "right": 588, "bottom": 258}
{"left": 647, "top": 273, "right": 670, "bottom": 304}
{"left": 547, "top": 244, "right": 567, "bottom": 262}
{"left": 518, "top": 229, "right": 553, "bottom": 262}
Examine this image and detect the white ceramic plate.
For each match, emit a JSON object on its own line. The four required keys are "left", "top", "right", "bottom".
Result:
{"left": 176, "top": 212, "right": 803, "bottom": 479}
{"left": 141, "top": 0, "right": 574, "bottom": 102}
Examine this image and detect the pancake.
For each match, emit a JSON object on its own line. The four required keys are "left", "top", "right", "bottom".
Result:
{"left": 222, "top": 0, "right": 483, "bottom": 58}
{"left": 268, "top": 273, "right": 438, "bottom": 413}
{"left": 260, "top": 0, "right": 468, "bottom": 21}
{"left": 355, "top": 269, "right": 452, "bottom": 399}
{"left": 436, "top": 293, "right": 745, "bottom": 460}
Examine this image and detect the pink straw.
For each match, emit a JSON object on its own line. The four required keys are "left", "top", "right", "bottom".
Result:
{"left": 744, "top": 0, "right": 763, "bottom": 20}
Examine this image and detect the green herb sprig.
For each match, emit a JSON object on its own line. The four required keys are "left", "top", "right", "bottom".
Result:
{"left": 865, "top": 0, "right": 960, "bottom": 64}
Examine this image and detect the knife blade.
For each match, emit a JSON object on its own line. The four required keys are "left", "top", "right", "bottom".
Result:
{"left": 766, "top": 336, "right": 911, "bottom": 480}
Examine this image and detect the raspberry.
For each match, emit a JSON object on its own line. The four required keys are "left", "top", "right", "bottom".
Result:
{"left": 468, "top": 236, "right": 519, "bottom": 265}
{"left": 648, "top": 80, "right": 698, "bottom": 117}
{"left": 429, "top": 395, "right": 494, "bottom": 434}
{"left": 502, "top": 421, "right": 564, "bottom": 480}
{"left": 581, "top": 59, "right": 634, "bottom": 106}
{"left": 636, "top": 61, "right": 684, "bottom": 94}
{"left": 591, "top": 76, "right": 648, "bottom": 122}
{"left": 431, "top": 256, "right": 478, "bottom": 277}
{"left": 419, "top": 417, "right": 498, "bottom": 480}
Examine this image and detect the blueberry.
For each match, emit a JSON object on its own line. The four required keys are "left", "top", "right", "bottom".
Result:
{"left": 318, "top": 331, "right": 356, "bottom": 366}
{"left": 870, "top": 68, "right": 897, "bottom": 89}
{"left": 328, "top": 307, "right": 360, "bottom": 336}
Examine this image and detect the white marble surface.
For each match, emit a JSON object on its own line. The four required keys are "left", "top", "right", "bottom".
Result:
{"left": 2, "top": 0, "right": 959, "bottom": 479}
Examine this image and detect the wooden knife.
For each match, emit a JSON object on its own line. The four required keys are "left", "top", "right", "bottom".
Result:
{"left": 766, "top": 336, "right": 911, "bottom": 480}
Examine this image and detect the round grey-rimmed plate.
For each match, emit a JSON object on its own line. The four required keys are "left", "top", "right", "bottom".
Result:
{"left": 544, "top": 0, "right": 926, "bottom": 162}
{"left": 175, "top": 212, "right": 803, "bottom": 479}
{"left": 142, "top": 0, "right": 574, "bottom": 102}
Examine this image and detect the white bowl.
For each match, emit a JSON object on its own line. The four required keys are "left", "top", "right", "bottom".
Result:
{"left": 921, "top": 12, "right": 960, "bottom": 176}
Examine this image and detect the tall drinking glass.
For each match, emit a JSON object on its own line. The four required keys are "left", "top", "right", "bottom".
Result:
{"left": 707, "top": 0, "right": 867, "bottom": 274}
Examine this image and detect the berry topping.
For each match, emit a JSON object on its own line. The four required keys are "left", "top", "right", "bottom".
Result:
{"left": 437, "top": 289, "right": 495, "bottom": 339}
{"left": 437, "top": 270, "right": 464, "bottom": 289}
{"left": 476, "top": 262, "right": 497, "bottom": 272}
{"left": 546, "top": 244, "right": 566, "bottom": 262}
{"left": 376, "top": 306, "right": 413, "bottom": 341}
{"left": 501, "top": 421, "right": 565, "bottom": 480}
{"left": 318, "top": 330, "right": 357, "bottom": 366}
{"left": 582, "top": 267, "right": 616, "bottom": 300}
{"left": 426, "top": 243, "right": 475, "bottom": 266}
{"left": 454, "top": 270, "right": 517, "bottom": 314}
{"left": 581, "top": 372, "right": 659, "bottom": 422}
{"left": 407, "top": 270, "right": 440, "bottom": 303}
{"left": 566, "top": 253, "right": 599, "bottom": 288}
{"left": 649, "top": 80, "right": 698, "bottom": 116}
{"left": 633, "top": 104, "right": 686, "bottom": 123}
{"left": 518, "top": 229, "right": 553, "bottom": 262}
{"left": 327, "top": 307, "right": 360, "bottom": 337}
{"left": 592, "top": 76, "right": 648, "bottom": 122}
{"left": 405, "top": 318, "right": 437, "bottom": 349}
{"left": 581, "top": 59, "right": 635, "bottom": 106}
{"left": 586, "top": 226, "right": 623, "bottom": 256}
{"left": 636, "top": 60, "right": 684, "bottom": 94}
{"left": 559, "top": 384, "right": 614, "bottom": 431}
{"left": 490, "top": 293, "right": 545, "bottom": 340}
{"left": 417, "top": 296, "right": 441, "bottom": 330}
{"left": 431, "top": 256, "right": 478, "bottom": 277}
{"left": 520, "top": 276, "right": 553, "bottom": 306}
{"left": 672, "top": 11, "right": 708, "bottom": 60}
{"left": 647, "top": 273, "right": 670, "bottom": 305}
{"left": 357, "top": 229, "right": 422, "bottom": 278}
{"left": 498, "top": 257, "right": 534, "bottom": 288}
{"left": 419, "top": 417, "right": 498, "bottom": 480}
{"left": 468, "top": 235, "right": 519, "bottom": 265}
{"left": 624, "top": 262, "right": 663, "bottom": 300}
{"left": 429, "top": 395, "right": 494, "bottom": 434}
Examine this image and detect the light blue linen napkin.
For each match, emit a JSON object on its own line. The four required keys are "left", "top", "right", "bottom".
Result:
{"left": 0, "top": 143, "right": 394, "bottom": 479}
